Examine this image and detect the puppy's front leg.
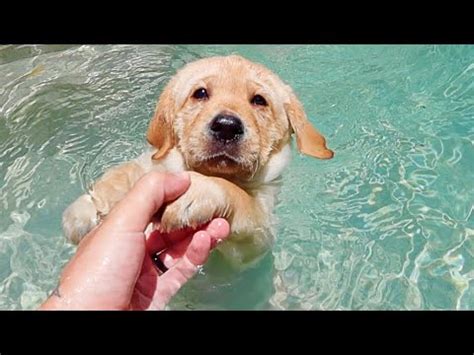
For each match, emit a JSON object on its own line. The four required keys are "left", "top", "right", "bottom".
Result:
{"left": 160, "top": 172, "right": 272, "bottom": 266}
{"left": 62, "top": 161, "right": 145, "bottom": 244}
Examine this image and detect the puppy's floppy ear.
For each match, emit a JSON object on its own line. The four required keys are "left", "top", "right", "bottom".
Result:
{"left": 285, "top": 89, "right": 334, "bottom": 159}
{"left": 147, "top": 83, "right": 176, "bottom": 160}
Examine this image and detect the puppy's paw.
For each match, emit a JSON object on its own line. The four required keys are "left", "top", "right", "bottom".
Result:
{"left": 160, "top": 173, "right": 231, "bottom": 232}
{"left": 62, "top": 194, "right": 99, "bottom": 244}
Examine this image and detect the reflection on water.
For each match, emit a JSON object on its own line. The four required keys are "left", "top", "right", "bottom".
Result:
{"left": 0, "top": 45, "right": 472, "bottom": 309}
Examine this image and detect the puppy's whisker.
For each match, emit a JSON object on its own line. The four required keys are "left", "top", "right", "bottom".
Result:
{"left": 249, "top": 157, "right": 260, "bottom": 180}
{"left": 182, "top": 152, "right": 193, "bottom": 170}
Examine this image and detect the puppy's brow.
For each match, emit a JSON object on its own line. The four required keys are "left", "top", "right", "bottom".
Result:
{"left": 190, "top": 75, "right": 217, "bottom": 88}
{"left": 248, "top": 81, "right": 271, "bottom": 95}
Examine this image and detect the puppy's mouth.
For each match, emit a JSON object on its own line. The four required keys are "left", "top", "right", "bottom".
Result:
{"left": 203, "top": 152, "right": 241, "bottom": 166}
{"left": 192, "top": 146, "right": 252, "bottom": 178}
{"left": 197, "top": 149, "right": 242, "bottom": 168}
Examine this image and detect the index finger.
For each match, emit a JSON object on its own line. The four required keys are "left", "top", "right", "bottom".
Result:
{"left": 146, "top": 218, "right": 230, "bottom": 255}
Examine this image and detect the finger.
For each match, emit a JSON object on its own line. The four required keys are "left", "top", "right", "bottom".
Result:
{"left": 100, "top": 171, "right": 190, "bottom": 235}
{"left": 147, "top": 218, "right": 231, "bottom": 269}
{"left": 159, "top": 236, "right": 193, "bottom": 269}
{"left": 148, "top": 232, "right": 212, "bottom": 309}
{"left": 145, "top": 226, "right": 196, "bottom": 256}
{"left": 184, "top": 231, "right": 212, "bottom": 265}
{"left": 146, "top": 220, "right": 231, "bottom": 310}
{"left": 203, "top": 218, "right": 230, "bottom": 248}
{"left": 147, "top": 218, "right": 230, "bottom": 255}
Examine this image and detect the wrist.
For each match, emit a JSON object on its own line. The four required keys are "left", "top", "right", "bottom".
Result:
{"left": 38, "top": 284, "right": 127, "bottom": 310}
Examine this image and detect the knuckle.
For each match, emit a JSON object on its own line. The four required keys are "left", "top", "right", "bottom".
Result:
{"left": 140, "top": 171, "right": 165, "bottom": 190}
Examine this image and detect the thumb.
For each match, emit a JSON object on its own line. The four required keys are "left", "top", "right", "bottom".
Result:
{"left": 100, "top": 171, "right": 190, "bottom": 235}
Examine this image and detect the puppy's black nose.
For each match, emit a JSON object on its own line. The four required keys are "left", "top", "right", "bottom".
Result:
{"left": 209, "top": 114, "right": 244, "bottom": 142}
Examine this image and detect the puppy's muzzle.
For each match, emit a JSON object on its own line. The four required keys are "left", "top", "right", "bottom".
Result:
{"left": 209, "top": 114, "right": 244, "bottom": 143}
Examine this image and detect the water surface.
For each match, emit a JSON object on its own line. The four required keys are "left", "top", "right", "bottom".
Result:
{"left": 0, "top": 45, "right": 472, "bottom": 309}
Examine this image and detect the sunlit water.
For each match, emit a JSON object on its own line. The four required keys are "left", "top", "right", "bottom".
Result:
{"left": 0, "top": 45, "right": 472, "bottom": 310}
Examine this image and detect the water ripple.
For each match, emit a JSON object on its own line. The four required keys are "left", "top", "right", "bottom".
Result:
{"left": 0, "top": 45, "right": 472, "bottom": 309}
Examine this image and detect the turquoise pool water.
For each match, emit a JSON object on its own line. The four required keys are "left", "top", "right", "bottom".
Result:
{"left": 0, "top": 45, "right": 472, "bottom": 310}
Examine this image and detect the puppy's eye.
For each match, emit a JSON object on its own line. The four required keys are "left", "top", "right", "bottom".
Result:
{"left": 251, "top": 94, "right": 268, "bottom": 106}
{"left": 192, "top": 87, "right": 209, "bottom": 100}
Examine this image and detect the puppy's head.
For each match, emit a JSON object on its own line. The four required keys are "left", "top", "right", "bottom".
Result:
{"left": 147, "top": 55, "right": 333, "bottom": 180}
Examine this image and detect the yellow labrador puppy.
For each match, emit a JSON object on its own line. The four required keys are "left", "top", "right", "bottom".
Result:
{"left": 63, "top": 55, "right": 333, "bottom": 269}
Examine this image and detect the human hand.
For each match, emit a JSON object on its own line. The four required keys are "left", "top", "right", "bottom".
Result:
{"left": 40, "top": 171, "right": 230, "bottom": 310}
